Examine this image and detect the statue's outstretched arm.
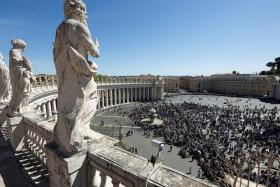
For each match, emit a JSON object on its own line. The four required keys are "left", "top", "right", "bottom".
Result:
{"left": 68, "top": 45, "right": 95, "bottom": 76}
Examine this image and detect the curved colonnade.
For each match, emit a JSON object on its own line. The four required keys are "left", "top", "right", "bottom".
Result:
{"left": 29, "top": 75, "right": 165, "bottom": 121}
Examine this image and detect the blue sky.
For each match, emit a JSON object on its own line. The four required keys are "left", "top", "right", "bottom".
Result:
{"left": 0, "top": 0, "right": 280, "bottom": 76}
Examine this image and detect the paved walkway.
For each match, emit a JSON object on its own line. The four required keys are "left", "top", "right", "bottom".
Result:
{"left": 92, "top": 104, "right": 203, "bottom": 179}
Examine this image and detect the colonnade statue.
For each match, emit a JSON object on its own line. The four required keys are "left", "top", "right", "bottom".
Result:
{"left": 53, "top": 0, "right": 102, "bottom": 156}
{"left": 0, "top": 52, "right": 11, "bottom": 103}
{"left": 8, "top": 39, "right": 33, "bottom": 116}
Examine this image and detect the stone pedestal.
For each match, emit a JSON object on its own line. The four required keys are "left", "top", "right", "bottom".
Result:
{"left": 7, "top": 116, "right": 24, "bottom": 151}
{"left": 45, "top": 143, "right": 88, "bottom": 187}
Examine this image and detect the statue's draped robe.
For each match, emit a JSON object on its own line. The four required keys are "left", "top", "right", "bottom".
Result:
{"left": 8, "top": 49, "right": 32, "bottom": 114}
{"left": 0, "top": 61, "right": 11, "bottom": 102}
{"left": 53, "top": 19, "right": 99, "bottom": 155}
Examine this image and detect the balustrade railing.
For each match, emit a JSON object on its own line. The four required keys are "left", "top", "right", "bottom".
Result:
{"left": 87, "top": 142, "right": 215, "bottom": 187}
{"left": 23, "top": 114, "right": 54, "bottom": 165}
{"left": 16, "top": 113, "right": 214, "bottom": 187}
{"left": 32, "top": 75, "right": 163, "bottom": 89}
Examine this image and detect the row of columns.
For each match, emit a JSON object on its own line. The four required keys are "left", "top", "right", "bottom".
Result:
{"left": 36, "top": 86, "right": 164, "bottom": 117}
{"left": 97, "top": 86, "right": 164, "bottom": 109}
{"left": 39, "top": 98, "right": 58, "bottom": 121}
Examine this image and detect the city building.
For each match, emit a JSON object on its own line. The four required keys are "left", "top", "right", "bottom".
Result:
{"left": 269, "top": 78, "right": 280, "bottom": 101}
{"left": 188, "top": 74, "right": 278, "bottom": 97}
{"left": 179, "top": 76, "right": 192, "bottom": 91}
{"left": 162, "top": 76, "right": 180, "bottom": 93}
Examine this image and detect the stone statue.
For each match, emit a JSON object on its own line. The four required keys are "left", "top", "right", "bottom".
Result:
{"left": 0, "top": 52, "right": 11, "bottom": 103}
{"left": 8, "top": 39, "right": 33, "bottom": 116}
{"left": 53, "top": 0, "right": 102, "bottom": 156}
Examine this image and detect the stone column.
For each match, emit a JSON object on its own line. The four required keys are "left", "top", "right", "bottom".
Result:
{"left": 160, "top": 86, "right": 164, "bottom": 100}
{"left": 97, "top": 91, "right": 101, "bottom": 109}
{"left": 143, "top": 87, "right": 146, "bottom": 101}
{"left": 105, "top": 89, "right": 109, "bottom": 108}
{"left": 118, "top": 89, "right": 121, "bottom": 104}
{"left": 155, "top": 87, "right": 158, "bottom": 101}
{"left": 135, "top": 88, "right": 138, "bottom": 102}
{"left": 109, "top": 89, "right": 113, "bottom": 106}
{"left": 122, "top": 88, "right": 126, "bottom": 103}
{"left": 130, "top": 88, "right": 133, "bottom": 102}
{"left": 114, "top": 89, "right": 117, "bottom": 105}
{"left": 139, "top": 87, "right": 142, "bottom": 101}
{"left": 41, "top": 103, "right": 47, "bottom": 117}
{"left": 151, "top": 87, "right": 155, "bottom": 101}
{"left": 52, "top": 99, "right": 58, "bottom": 122}
{"left": 47, "top": 101, "right": 52, "bottom": 119}
{"left": 147, "top": 87, "right": 150, "bottom": 101}
{"left": 101, "top": 90, "right": 105, "bottom": 108}
{"left": 126, "top": 88, "right": 129, "bottom": 103}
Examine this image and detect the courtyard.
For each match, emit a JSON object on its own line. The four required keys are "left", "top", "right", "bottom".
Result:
{"left": 91, "top": 94, "right": 280, "bottom": 183}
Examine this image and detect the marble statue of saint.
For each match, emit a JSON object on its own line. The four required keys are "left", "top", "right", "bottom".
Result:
{"left": 0, "top": 52, "right": 11, "bottom": 103}
{"left": 53, "top": 0, "right": 102, "bottom": 156}
{"left": 8, "top": 39, "right": 33, "bottom": 116}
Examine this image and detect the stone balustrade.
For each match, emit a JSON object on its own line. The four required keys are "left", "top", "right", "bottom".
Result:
{"left": 7, "top": 112, "right": 55, "bottom": 165}
{"left": 87, "top": 142, "right": 215, "bottom": 187}
{"left": 7, "top": 111, "right": 214, "bottom": 187}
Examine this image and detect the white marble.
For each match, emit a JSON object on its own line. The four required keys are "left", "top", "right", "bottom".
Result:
{"left": 0, "top": 52, "right": 11, "bottom": 103}
{"left": 8, "top": 39, "right": 33, "bottom": 116}
{"left": 53, "top": 0, "right": 103, "bottom": 156}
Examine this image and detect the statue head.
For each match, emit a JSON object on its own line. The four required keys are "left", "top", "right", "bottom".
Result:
{"left": 11, "top": 39, "right": 26, "bottom": 50}
{"left": 64, "top": 0, "right": 88, "bottom": 25}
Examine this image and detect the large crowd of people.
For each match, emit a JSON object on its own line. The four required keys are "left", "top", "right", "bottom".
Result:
{"left": 129, "top": 98, "right": 280, "bottom": 187}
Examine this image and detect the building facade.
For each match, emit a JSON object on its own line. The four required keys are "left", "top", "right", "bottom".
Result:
{"left": 179, "top": 76, "right": 191, "bottom": 90}
{"left": 189, "top": 74, "right": 278, "bottom": 97}
{"left": 162, "top": 76, "right": 180, "bottom": 93}
{"left": 269, "top": 79, "right": 280, "bottom": 101}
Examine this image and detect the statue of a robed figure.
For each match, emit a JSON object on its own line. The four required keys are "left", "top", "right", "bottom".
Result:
{"left": 8, "top": 39, "right": 33, "bottom": 117}
{"left": 53, "top": 0, "right": 102, "bottom": 156}
{"left": 0, "top": 52, "right": 11, "bottom": 103}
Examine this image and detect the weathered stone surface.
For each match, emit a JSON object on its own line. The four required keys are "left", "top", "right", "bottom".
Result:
{"left": 45, "top": 143, "right": 88, "bottom": 187}
{"left": 8, "top": 39, "right": 33, "bottom": 116}
{"left": 0, "top": 52, "right": 11, "bottom": 103}
{"left": 53, "top": 0, "right": 102, "bottom": 157}
{"left": 7, "top": 116, "right": 24, "bottom": 151}
{"left": 149, "top": 166, "right": 215, "bottom": 187}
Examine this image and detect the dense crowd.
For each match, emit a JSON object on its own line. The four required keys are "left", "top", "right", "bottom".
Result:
{"left": 129, "top": 98, "right": 280, "bottom": 187}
